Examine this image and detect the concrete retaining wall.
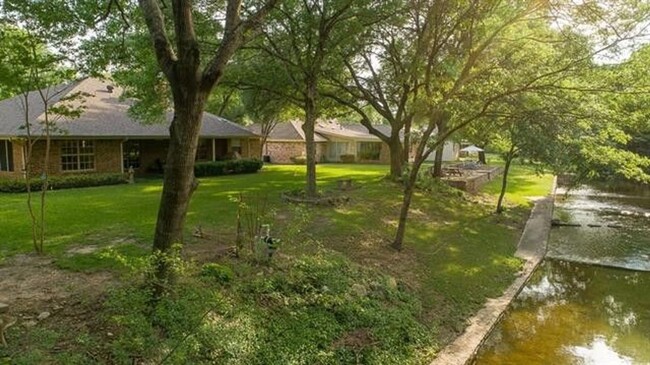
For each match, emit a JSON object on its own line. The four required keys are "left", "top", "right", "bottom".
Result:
{"left": 430, "top": 177, "right": 557, "bottom": 365}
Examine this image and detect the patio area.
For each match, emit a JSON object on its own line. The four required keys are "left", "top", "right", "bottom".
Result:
{"left": 440, "top": 163, "right": 503, "bottom": 193}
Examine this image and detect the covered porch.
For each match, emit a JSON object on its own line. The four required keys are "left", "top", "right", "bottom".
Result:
{"left": 122, "top": 137, "right": 261, "bottom": 174}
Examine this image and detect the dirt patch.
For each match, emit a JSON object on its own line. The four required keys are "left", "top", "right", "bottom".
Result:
{"left": 182, "top": 229, "right": 237, "bottom": 263}
{"left": 0, "top": 254, "right": 114, "bottom": 315}
{"left": 332, "top": 328, "right": 377, "bottom": 350}
{"left": 64, "top": 236, "right": 140, "bottom": 256}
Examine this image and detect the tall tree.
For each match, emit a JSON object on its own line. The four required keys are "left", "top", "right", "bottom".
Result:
{"left": 133, "top": 0, "right": 278, "bottom": 286}
{"left": 323, "top": 9, "right": 416, "bottom": 179}
{"left": 0, "top": 8, "right": 84, "bottom": 254}
{"left": 249, "top": 0, "right": 391, "bottom": 196}
{"left": 387, "top": 0, "right": 639, "bottom": 249}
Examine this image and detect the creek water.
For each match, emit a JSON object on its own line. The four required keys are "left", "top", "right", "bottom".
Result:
{"left": 473, "top": 185, "right": 650, "bottom": 365}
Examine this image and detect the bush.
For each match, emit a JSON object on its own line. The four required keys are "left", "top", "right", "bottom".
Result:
{"left": 340, "top": 154, "right": 356, "bottom": 163}
{"left": 194, "top": 158, "right": 263, "bottom": 177}
{"left": 200, "top": 263, "right": 234, "bottom": 284}
{"left": 0, "top": 173, "right": 127, "bottom": 193}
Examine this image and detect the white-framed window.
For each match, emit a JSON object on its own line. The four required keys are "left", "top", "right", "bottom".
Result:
{"left": 0, "top": 140, "right": 14, "bottom": 172}
{"left": 61, "top": 140, "right": 95, "bottom": 171}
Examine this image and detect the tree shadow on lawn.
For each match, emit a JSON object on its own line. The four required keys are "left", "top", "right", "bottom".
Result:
{"left": 310, "top": 183, "right": 532, "bottom": 346}
{"left": 411, "top": 204, "right": 531, "bottom": 343}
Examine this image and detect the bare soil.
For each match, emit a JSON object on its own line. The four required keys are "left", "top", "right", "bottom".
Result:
{"left": 0, "top": 254, "right": 114, "bottom": 317}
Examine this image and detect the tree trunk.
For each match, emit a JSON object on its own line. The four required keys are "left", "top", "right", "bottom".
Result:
{"left": 22, "top": 93, "right": 39, "bottom": 254}
{"left": 260, "top": 135, "right": 268, "bottom": 159}
{"left": 403, "top": 117, "right": 412, "bottom": 164}
{"left": 38, "top": 106, "right": 52, "bottom": 254}
{"left": 303, "top": 78, "right": 318, "bottom": 197}
{"left": 388, "top": 136, "right": 403, "bottom": 180}
{"left": 392, "top": 159, "right": 421, "bottom": 250}
{"left": 478, "top": 150, "right": 486, "bottom": 164}
{"left": 392, "top": 179, "right": 415, "bottom": 251}
{"left": 432, "top": 143, "right": 445, "bottom": 178}
{"left": 152, "top": 92, "right": 206, "bottom": 285}
{"left": 393, "top": 111, "right": 449, "bottom": 250}
{"left": 496, "top": 147, "right": 515, "bottom": 214}
{"left": 432, "top": 121, "right": 447, "bottom": 178}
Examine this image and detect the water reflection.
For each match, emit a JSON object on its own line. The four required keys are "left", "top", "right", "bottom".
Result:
{"left": 473, "top": 260, "right": 650, "bottom": 364}
{"left": 549, "top": 186, "right": 650, "bottom": 271}
{"left": 474, "top": 184, "right": 650, "bottom": 364}
{"left": 567, "top": 336, "right": 633, "bottom": 365}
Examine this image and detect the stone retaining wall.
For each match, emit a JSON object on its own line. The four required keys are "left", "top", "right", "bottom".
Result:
{"left": 444, "top": 167, "right": 502, "bottom": 193}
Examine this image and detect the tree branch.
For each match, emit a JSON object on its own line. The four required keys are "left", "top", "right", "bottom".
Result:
{"left": 138, "top": 0, "right": 177, "bottom": 80}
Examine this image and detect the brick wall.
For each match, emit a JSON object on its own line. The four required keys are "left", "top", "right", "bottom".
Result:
{"left": 263, "top": 141, "right": 327, "bottom": 164}
{"left": 264, "top": 141, "right": 305, "bottom": 163}
{"left": 379, "top": 142, "right": 390, "bottom": 164}
{"left": 28, "top": 139, "right": 122, "bottom": 176}
{"left": 241, "top": 138, "right": 262, "bottom": 159}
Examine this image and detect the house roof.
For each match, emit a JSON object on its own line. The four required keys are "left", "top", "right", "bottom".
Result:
{"left": 0, "top": 78, "right": 257, "bottom": 139}
{"left": 249, "top": 120, "right": 328, "bottom": 142}
{"left": 315, "top": 121, "right": 383, "bottom": 142}
{"left": 343, "top": 124, "right": 394, "bottom": 139}
{"left": 249, "top": 120, "right": 398, "bottom": 144}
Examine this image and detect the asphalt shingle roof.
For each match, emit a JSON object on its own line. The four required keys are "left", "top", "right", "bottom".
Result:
{"left": 249, "top": 120, "right": 328, "bottom": 142}
{"left": 0, "top": 78, "right": 257, "bottom": 139}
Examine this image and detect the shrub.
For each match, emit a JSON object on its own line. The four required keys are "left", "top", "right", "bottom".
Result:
{"left": 0, "top": 173, "right": 127, "bottom": 193}
{"left": 340, "top": 154, "right": 356, "bottom": 163}
{"left": 200, "top": 263, "right": 234, "bottom": 284}
{"left": 194, "top": 158, "right": 263, "bottom": 177}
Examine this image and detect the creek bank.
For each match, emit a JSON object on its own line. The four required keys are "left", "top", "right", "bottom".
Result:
{"left": 431, "top": 192, "right": 555, "bottom": 365}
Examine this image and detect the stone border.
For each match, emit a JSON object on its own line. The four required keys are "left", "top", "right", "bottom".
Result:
{"left": 430, "top": 177, "right": 557, "bottom": 365}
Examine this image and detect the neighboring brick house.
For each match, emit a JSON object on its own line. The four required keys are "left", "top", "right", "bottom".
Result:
{"left": 0, "top": 78, "right": 261, "bottom": 178}
{"left": 249, "top": 121, "right": 329, "bottom": 164}
{"left": 249, "top": 120, "right": 459, "bottom": 164}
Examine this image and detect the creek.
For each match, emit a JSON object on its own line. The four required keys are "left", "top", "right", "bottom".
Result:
{"left": 473, "top": 185, "right": 650, "bottom": 365}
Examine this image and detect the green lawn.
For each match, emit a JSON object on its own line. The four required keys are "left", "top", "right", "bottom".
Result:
{"left": 0, "top": 162, "right": 554, "bottom": 364}
{"left": 0, "top": 164, "right": 386, "bottom": 258}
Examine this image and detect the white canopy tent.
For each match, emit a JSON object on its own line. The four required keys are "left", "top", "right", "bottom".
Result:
{"left": 460, "top": 145, "right": 484, "bottom": 153}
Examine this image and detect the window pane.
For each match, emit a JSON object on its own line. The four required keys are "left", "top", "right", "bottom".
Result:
{"left": 60, "top": 140, "right": 95, "bottom": 171}
{"left": 123, "top": 141, "right": 141, "bottom": 169}
{"left": 0, "top": 140, "right": 12, "bottom": 172}
{"left": 358, "top": 142, "right": 381, "bottom": 161}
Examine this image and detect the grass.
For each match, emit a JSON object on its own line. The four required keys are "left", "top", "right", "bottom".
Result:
{"left": 0, "top": 162, "right": 554, "bottom": 364}
{"left": 482, "top": 162, "right": 556, "bottom": 205}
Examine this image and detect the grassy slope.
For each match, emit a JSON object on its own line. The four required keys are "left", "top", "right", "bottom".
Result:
{"left": 0, "top": 163, "right": 553, "bottom": 361}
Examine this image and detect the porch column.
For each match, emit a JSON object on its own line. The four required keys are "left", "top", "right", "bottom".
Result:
{"left": 120, "top": 140, "right": 124, "bottom": 174}
{"left": 212, "top": 138, "right": 216, "bottom": 161}
{"left": 247, "top": 138, "right": 251, "bottom": 158}
{"left": 21, "top": 141, "right": 27, "bottom": 178}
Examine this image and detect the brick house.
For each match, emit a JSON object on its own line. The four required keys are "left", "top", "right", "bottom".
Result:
{"left": 249, "top": 121, "right": 328, "bottom": 163}
{"left": 250, "top": 120, "right": 458, "bottom": 164}
{"left": 0, "top": 78, "right": 261, "bottom": 178}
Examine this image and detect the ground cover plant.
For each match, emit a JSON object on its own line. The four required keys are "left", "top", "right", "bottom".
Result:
{"left": 0, "top": 163, "right": 553, "bottom": 364}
